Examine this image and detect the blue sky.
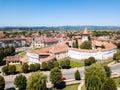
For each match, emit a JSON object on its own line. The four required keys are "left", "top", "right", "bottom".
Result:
{"left": 0, "top": 0, "right": 120, "bottom": 26}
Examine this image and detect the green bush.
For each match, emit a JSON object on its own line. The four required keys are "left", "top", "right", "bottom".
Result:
{"left": 61, "top": 59, "right": 70, "bottom": 69}
{"left": 84, "top": 57, "right": 96, "bottom": 66}
{"left": 103, "top": 65, "right": 111, "bottom": 77}
{"left": 74, "top": 70, "right": 81, "bottom": 80}
{"left": 47, "top": 62, "right": 54, "bottom": 70}
{"left": 22, "top": 63, "right": 29, "bottom": 73}
{"left": 29, "top": 64, "right": 35, "bottom": 71}
{"left": 2, "top": 65, "right": 8, "bottom": 75}
{"left": 8, "top": 65, "right": 16, "bottom": 74}
{"left": 53, "top": 61, "right": 59, "bottom": 67}
{"left": 42, "top": 62, "right": 48, "bottom": 70}
{"left": 14, "top": 74, "right": 27, "bottom": 90}
{"left": 102, "top": 78, "right": 117, "bottom": 90}
{"left": 0, "top": 75, "right": 5, "bottom": 90}
{"left": 35, "top": 63, "right": 41, "bottom": 71}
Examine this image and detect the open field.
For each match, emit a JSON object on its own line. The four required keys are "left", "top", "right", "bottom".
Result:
{"left": 58, "top": 59, "right": 84, "bottom": 68}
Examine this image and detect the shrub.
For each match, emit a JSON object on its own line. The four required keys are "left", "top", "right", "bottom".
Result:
{"left": 22, "top": 63, "right": 29, "bottom": 73}
{"left": 53, "top": 61, "right": 59, "bottom": 67}
{"left": 102, "top": 78, "right": 117, "bottom": 90}
{"left": 47, "top": 62, "right": 54, "bottom": 70}
{"left": 29, "top": 64, "right": 35, "bottom": 71}
{"left": 74, "top": 70, "right": 81, "bottom": 80}
{"left": 42, "top": 62, "right": 48, "bottom": 70}
{"left": 2, "top": 65, "right": 8, "bottom": 75}
{"left": 8, "top": 65, "right": 16, "bottom": 74}
{"left": 14, "top": 74, "right": 27, "bottom": 90}
{"left": 103, "top": 65, "right": 111, "bottom": 77}
{"left": 61, "top": 59, "right": 70, "bottom": 69}
{"left": 0, "top": 75, "right": 5, "bottom": 90}
{"left": 35, "top": 63, "right": 41, "bottom": 71}
{"left": 84, "top": 57, "right": 96, "bottom": 66}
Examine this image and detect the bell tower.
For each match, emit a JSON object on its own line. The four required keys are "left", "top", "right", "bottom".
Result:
{"left": 82, "top": 27, "right": 89, "bottom": 42}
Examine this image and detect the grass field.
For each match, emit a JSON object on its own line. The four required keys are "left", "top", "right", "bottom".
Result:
{"left": 70, "top": 60, "right": 84, "bottom": 68}
{"left": 63, "top": 84, "right": 79, "bottom": 90}
{"left": 58, "top": 59, "right": 84, "bottom": 68}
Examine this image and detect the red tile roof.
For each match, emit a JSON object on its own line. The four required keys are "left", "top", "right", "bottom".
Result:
{"left": 82, "top": 27, "right": 89, "bottom": 35}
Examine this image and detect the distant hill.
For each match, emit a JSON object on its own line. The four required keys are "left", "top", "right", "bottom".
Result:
{"left": 0, "top": 26, "right": 120, "bottom": 30}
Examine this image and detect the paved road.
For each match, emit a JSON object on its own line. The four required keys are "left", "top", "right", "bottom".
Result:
{"left": 4, "top": 63, "right": 120, "bottom": 90}
{"left": 110, "top": 63, "right": 120, "bottom": 74}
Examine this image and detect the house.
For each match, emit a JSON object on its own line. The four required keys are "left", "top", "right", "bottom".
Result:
{"left": 33, "top": 37, "right": 59, "bottom": 48}
{"left": 0, "top": 38, "right": 27, "bottom": 47}
{"left": 27, "top": 42, "right": 68, "bottom": 64}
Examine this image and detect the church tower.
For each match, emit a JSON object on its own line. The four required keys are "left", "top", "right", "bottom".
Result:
{"left": 82, "top": 27, "right": 89, "bottom": 42}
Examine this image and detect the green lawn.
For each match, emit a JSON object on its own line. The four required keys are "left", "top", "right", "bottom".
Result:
{"left": 58, "top": 59, "right": 84, "bottom": 68}
{"left": 113, "top": 77, "right": 120, "bottom": 87}
{"left": 82, "top": 84, "right": 86, "bottom": 90}
{"left": 63, "top": 84, "right": 79, "bottom": 90}
{"left": 70, "top": 60, "right": 84, "bottom": 68}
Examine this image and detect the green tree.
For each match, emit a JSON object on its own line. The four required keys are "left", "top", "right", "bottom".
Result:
{"left": 113, "top": 52, "right": 120, "bottom": 62}
{"left": 102, "top": 78, "right": 117, "bottom": 90}
{"left": 14, "top": 74, "right": 27, "bottom": 90}
{"left": 2, "top": 65, "right": 8, "bottom": 75}
{"left": 53, "top": 61, "right": 59, "bottom": 67}
{"left": 85, "top": 64, "right": 106, "bottom": 90}
{"left": 74, "top": 70, "right": 81, "bottom": 80}
{"left": 27, "top": 72, "right": 47, "bottom": 90}
{"left": 47, "top": 62, "right": 54, "bottom": 70}
{"left": 22, "top": 63, "right": 29, "bottom": 73}
{"left": 73, "top": 39, "right": 78, "bottom": 48}
{"left": 35, "top": 63, "right": 41, "bottom": 71}
{"left": 61, "top": 60, "right": 70, "bottom": 69}
{"left": 0, "top": 75, "right": 5, "bottom": 90}
{"left": 29, "top": 64, "right": 35, "bottom": 71}
{"left": 84, "top": 57, "right": 96, "bottom": 66}
{"left": 8, "top": 65, "right": 16, "bottom": 74}
{"left": 50, "top": 67, "right": 62, "bottom": 88}
{"left": 42, "top": 62, "right": 48, "bottom": 70}
{"left": 80, "top": 41, "right": 92, "bottom": 49}
{"left": 103, "top": 65, "right": 111, "bottom": 77}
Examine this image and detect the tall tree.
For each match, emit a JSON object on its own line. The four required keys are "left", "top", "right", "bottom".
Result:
{"left": 50, "top": 67, "right": 62, "bottom": 88}
{"left": 73, "top": 39, "right": 78, "bottom": 48}
{"left": 80, "top": 41, "right": 92, "bottom": 49}
{"left": 85, "top": 64, "right": 106, "bottom": 90}
{"left": 14, "top": 74, "right": 27, "bottom": 90}
{"left": 27, "top": 72, "right": 47, "bottom": 90}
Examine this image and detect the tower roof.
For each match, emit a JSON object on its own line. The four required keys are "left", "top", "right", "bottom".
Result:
{"left": 82, "top": 27, "right": 89, "bottom": 35}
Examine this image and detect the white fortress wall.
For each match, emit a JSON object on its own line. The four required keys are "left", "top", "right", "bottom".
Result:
{"left": 68, "top": 48, "right": 116, "bottom": 60}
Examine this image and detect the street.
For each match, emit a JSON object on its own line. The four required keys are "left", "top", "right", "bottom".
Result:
{"left": 4, "top": 63, "right": 120, "bottom": 90}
